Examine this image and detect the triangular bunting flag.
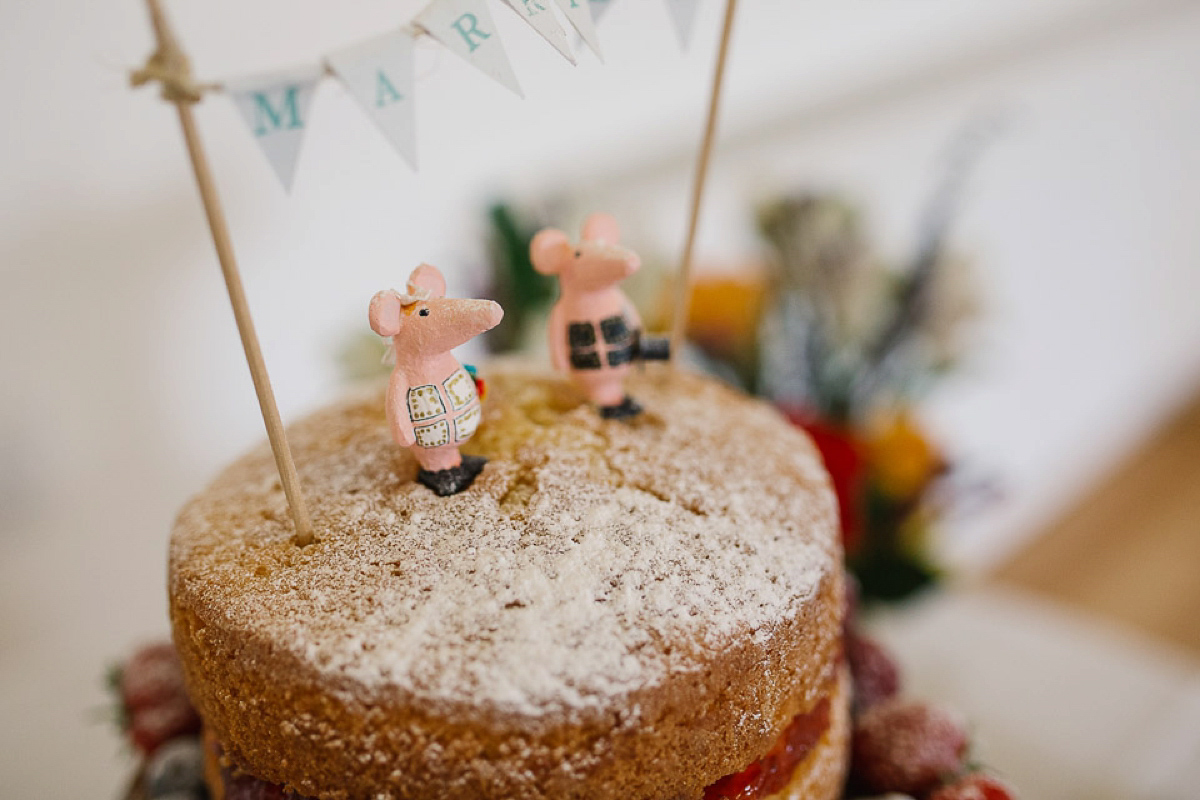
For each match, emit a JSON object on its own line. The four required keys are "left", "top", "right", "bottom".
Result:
{"left": 553, "top": 0, "right": 603, "bottom": 60}
{"left": 328, "top": 28, "right": 419, "bottom": 169}
{"left": 227, "top": 68, "right": 322, "bottom": 191}
{"left": 663, "top": 0, "right": 701, "bottom": 49}
{"left": 416, "top": 0, "right": 523, "bottom": 97}
{"left": 589, "top": 0, "right": 617, "bottom": 24}
{"left": 503, "top": 0, "right": 576, "bottom": 64}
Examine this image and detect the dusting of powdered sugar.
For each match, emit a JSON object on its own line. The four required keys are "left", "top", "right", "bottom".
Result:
{"left": 170, "top": 367, "right": 839, "bottom": 723}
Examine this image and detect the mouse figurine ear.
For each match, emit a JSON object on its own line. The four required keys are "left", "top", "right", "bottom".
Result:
{"left": 530, "top": 228, "right": 571, "bottom": 275}
{"left": 581, "top": 212, "right": 620, "bottom": 245}
{"left": 407, "top": 263, "right": 447, "bottom": 298}
{"left": 369, "top": 290, "right": 404, "bottom": 337}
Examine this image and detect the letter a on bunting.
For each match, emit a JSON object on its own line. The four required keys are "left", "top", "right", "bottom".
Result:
{"left": 417, "top": 0, "right": 523, "bottom": 97}
{"left": 328, "top": 28, "right": 419, "bottom": 169}
{"left": 227, "top": 68, "right": 322, "bottom": 191}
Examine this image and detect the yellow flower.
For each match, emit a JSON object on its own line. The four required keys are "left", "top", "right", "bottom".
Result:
{"left": 866, "top": 411, "right": 941, "bottom": 500}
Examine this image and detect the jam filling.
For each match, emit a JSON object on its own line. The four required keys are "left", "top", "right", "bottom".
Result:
{"left": 702, "top": 696, "right": 833, "bottom": 800}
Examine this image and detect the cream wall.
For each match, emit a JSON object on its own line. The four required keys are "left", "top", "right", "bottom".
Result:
{"left": 1, "top": 0, "right": 1199, "bottom": 796}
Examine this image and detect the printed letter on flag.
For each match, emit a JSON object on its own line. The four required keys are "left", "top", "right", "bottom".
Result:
{"left": 227, "top": 68, "right": 322, "bottom": 191}
{"left": 664, "top": 0, "right": 701, "bottom": 49}
{"left": 553, "top": 0, "right": 602, "bottom": 60}
{"left": 328, "top": 28, "right": 419, "bottom": 169}
{"left": 417, "top": 0, "right": 523, "bottom": 97}
{"left": 503, "top": 0, "right": 576, "bottom": 64}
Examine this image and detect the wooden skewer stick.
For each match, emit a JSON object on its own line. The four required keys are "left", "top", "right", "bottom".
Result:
{"left": 669, "top": 0, "right": 739, "bottom": 364}
{"left": 140, "top": 0, "right": 317, "bottom": 546}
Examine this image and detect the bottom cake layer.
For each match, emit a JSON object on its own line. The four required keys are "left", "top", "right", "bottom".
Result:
{"left": 203, "top": 669, "right": 849, "bottom": 800}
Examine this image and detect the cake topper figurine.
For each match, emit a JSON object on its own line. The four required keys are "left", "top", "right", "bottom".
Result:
{"left": 369, "top": 265, "right": 503, "bottom": 496}
{"left": 532, "top": 213, "right": 670, "bottom": 419}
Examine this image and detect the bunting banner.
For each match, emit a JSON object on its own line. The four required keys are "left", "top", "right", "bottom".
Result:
{"left": 210, "top": 0, "right": 708, "bottom": 189}
{"left": 416, "top": 0, "right": 524, "bottom": 97}
{"left": 553, "top": 0, "right": 603, "bottom": 60}
{"left": 503, "top": 0, "right": 576, "bottom": 64}
{"left": 588, "top": 0, "right": 618, "bottom": 25}
{"left": 328, "top": 28, "right": 419, "bottom": 169}
{"left": 227, "top": 67, "right": 323, "bottom": 190}
{"left": 663, "top": 0, "right": 701, "bottom": 49}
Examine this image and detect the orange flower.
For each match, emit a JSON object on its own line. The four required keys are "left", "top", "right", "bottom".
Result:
{"left": 865, "top": 411, "right": 942, "bottom": 500}
{"left": 685, "top": 273, "right": 767, "bottom": 360}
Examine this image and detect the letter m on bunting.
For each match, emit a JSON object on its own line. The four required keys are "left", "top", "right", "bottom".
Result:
{"left": 228, "top": 67, "right": 322, "bottom": 191}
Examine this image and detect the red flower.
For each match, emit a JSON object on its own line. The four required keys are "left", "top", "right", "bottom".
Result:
{"left": 783, "top": 409, "right": 866, "bottom": 555}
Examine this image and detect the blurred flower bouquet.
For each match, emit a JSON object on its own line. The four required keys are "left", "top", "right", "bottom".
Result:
{"left": 685, "top": 192, "right": 979, "bottom": 603}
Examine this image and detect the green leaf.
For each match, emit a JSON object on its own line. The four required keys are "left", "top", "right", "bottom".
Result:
{"left": 485, "top": 202, "right": 555, "bottom": 353}
{"left": 849, "top": 546, "right": 940, "bottom": 604}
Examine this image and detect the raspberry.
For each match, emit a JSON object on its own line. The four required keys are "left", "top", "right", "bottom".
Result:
{"left": 930, "top": 772, "right": 1017, "bottom": 800}
{"left": 851, "top": 699, "right": 968, "bottom": 795}
{"left": 128, "top": 695, "right": 201, "bottom": 756}
{"left": 847, "top": 632, "right": 901, "bottom": 714}
{"left": 121, "top": 643, "right": 189, "bottom": 714}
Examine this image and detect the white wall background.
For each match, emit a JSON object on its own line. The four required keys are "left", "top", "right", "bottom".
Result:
{"left": 1, "top": 0, "right": 1199, "bottom": 796}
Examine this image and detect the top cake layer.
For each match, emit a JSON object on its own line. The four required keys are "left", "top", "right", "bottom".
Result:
{"left": 169, "top": 366, "right": 843, "bottom": 800}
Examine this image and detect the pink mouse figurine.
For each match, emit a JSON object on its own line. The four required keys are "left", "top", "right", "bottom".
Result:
{"left": 369, "top": 264, "right": 504, "bottom": 496}
{"left": 531, "top": 213, "right": 669, "bottom": 419}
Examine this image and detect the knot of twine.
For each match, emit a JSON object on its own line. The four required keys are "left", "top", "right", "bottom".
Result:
{"left": 130, "top": 43, "right": 215, "bottom": 104}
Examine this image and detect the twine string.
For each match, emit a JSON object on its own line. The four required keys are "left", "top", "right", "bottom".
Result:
{"left": 130, "top": 0, "right": 214, "bottom": 104}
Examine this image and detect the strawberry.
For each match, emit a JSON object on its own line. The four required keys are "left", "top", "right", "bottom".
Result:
{"left": 120, "top": 643, "right": 189, "bottom": 714}
{"left": 128, "top": 695, "right": 201, "bottom": 756}
{"left": 847, "top": 632, "right": 901, "bottom": 714}
{"left": 851, "top": 699, "right": 968, "bottom": 795}
{"left": 930, "top": 772, "right": 1016, "bottom": 800}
